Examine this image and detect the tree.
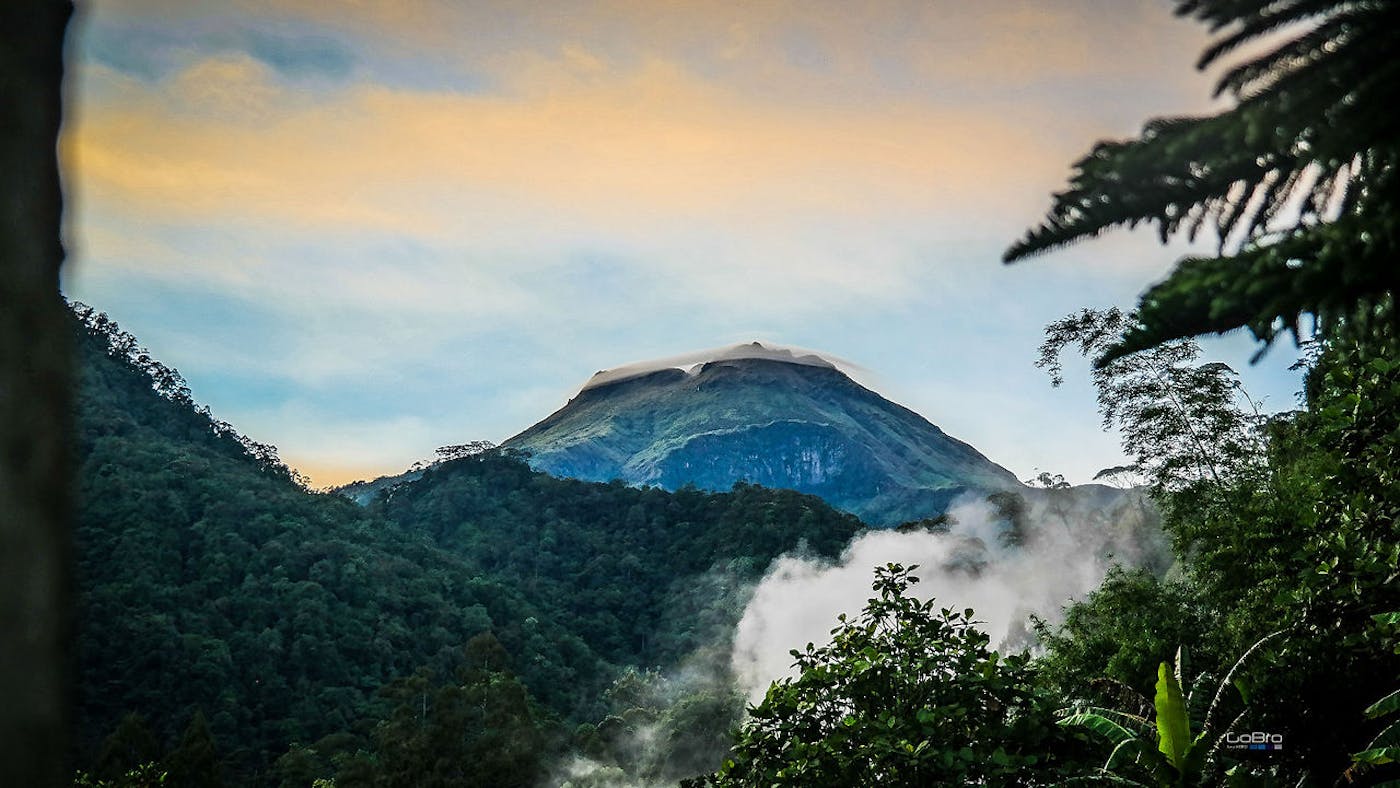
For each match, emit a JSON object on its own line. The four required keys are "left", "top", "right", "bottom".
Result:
{"left": 74, "top": 762, "right": 166, "bottom": 788}
{"left": 1035, "top": 308, "right": 1311, "bottom": 624}
{"left": 709, "top": 564, "right": 1088, "bottom": 786}
{"left": 95, "top": 714, "right": 163, "bottom": 783}
{"left": 1038, "top": 309, "right": 1265, "bottom": 495}
{"left": 164, "top": 710, "right": 223, "bottom": 788}
{"left": 1037, "top": 306, "right": 1400, "bottom": 778}
{"left": 1036, "top": 312, "right": 1400, "bottom": 781}
{"left": 1006, "top": 0, "right": 1400, "bottom": 362}
{"left": 566, "top": 666, "right": 745, "bottom": 786}
{"left": 435, "top": 441, "right": 498, "bottom": 462}
{"left": 1033, "top": 568, "right": 1219, "bottom": 704}
{"left": 339, "top": 659, "right": 548, "bottom": 788}
{"left": 1011, "top": 5, "right": 1400, "bottom": 780}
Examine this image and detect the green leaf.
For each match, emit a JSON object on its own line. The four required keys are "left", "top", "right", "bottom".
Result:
{"left": 1366, "top": 689, "right": 1400, "bottom": 719}
{"left": 1104, "top": 738, "right": 1146, "bottom": 771}
{"left": 1353, "top": 746, "right": 1400, "bottom": 766}
{"left": 1059, "top": 712, "right": 1137, "bottom": 744}
{"left": 1232, "top": 675, "right": 1251, "bottom": 705}
{"left": 1154, "top": 661, "right": 1190, "bottom": 771}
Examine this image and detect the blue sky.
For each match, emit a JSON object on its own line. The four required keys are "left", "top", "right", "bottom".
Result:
{"left": 61, "top": 0, "right": 1308, "bottom": 486}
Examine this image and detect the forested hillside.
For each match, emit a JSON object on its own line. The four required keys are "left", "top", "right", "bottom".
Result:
{"left": 504, "top": 350, "right": 1021, "bottom": 526}
{"left": 69, "top": 303, "right": 863, "bottom": 785}
{"left": 57, "top": 0, "right": 1400, "bottom": 785}
{"left": 697, "top": 1, "right": 1400, "bottom": 784}
{"left": 371, "top": 457, "right": 862, "bottom": 667}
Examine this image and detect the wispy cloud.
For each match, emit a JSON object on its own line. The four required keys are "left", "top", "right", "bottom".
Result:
{"left": 81, "top": 20, "right": 357, "bottom": 82}
{"left": 63, "top": 0, "right": 1304, "bottom": 487}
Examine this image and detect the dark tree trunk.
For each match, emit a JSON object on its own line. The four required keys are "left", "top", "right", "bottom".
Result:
{"left": 0, "top": 2, "right": 74, "bottom": 785}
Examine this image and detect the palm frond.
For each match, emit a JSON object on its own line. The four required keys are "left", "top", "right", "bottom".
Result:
{"left": 1195, "top": 0, "right": 1351, "bottom": 70}
{"left": 1008, "top": 0, "right": 1400, "bottom": 358}
{"left": 1366, "top": 689, "right": 1400, "bottom": 719}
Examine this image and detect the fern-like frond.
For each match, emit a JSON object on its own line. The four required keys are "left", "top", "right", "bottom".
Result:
{"left": 1008, "top": 0, "right": 1400, "bottom": 359}
{"left": 1100, "top": 201, "right": 1400, "bottom": 365}
{"left": 1195, "top": 0, "right": 1349, "bottom": 70}
{"left": 1059, "top": 705, "right": 1154, "bottom": 732}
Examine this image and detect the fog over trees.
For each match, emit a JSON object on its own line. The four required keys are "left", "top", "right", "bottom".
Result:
{"left": 8, "top": 0, "right": 1398, "bottom": 785}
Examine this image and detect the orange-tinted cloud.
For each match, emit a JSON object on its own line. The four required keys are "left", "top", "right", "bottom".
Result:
{"left": 71, "top": 0, "right": 1221, "bottom": 287}
{"left": 70, "top": 51, "right": 1073, "bottom": 238}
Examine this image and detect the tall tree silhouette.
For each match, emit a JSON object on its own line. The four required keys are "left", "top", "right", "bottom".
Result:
{"left": 0, "top": 2, "right": 74, "bottom": 786}
{"left": 1006, "top": 0, "right": 1400, "bottom": 362}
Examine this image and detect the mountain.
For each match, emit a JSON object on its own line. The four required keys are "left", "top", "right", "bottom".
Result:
{"left": 504, "top": 342, "right": 1022, "bottom": 525}
{"left": 69, "top": 305, "right": 864, "bottom": 784}
{"left": 69, "top": 304, "right": 615, "bottom": 777}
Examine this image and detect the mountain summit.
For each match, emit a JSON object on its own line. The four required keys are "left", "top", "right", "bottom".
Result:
{"left": 505, "top": 343, "right": 1021, "bottom": 525}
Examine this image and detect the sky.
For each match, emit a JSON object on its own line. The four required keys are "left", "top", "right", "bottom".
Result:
{"left": 60, "top": 0, "right": 1309, "bottom": 488}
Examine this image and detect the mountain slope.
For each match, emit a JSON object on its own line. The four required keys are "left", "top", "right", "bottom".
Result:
{"left": 70, "top": 304, "right": 614, "bottom": 777}
{"left": 371, "top": 453, "right": 863, "bottom": 667}
{"left": 70, "top": 307, "right": 867, "bottom": 783}
{"left": 505, "top": 345, "right": 1022, "bottom": 525}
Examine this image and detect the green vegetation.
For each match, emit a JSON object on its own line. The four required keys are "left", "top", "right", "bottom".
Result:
{"left": 696, "top": 1, "right": 1400, "bottom": 785}
{"left": 1029, "top": 313, "right": 1398, "bottom": 783}
{"left": 73, "top": 302, "right": 599, "bottom": 781}
{"left": 565, "top": 666, "right": 746, "bottom": 787}
{"left": 1018, "top": 2, "right": 1398, "bottom": 781}
{"left": 72, "top": 3, "right": 1399, "bottom": 784}
{"left": 709, "top": 565, "right": 1086, "bottom": 787}
{"left": 505, "top": 354, "right": 1021, "bottom": 526}
{"left": 370, "top": 451, "right": 861, "bottom": 669}
{"left": 1005, "top": 0, "right": 1399, "bottom": 363}
{"left": 70, "top": 302, "right": 861, "bottom": 784}
{"left": 1060, "top": 636, "right": 1285, "bottom": 788}
{"left": 284, "top": 637, "right": 548, "bottom": 788}
{"left": 697, "top": 287, "right": 1397, "bottom": 786}
{"left": 1351, "top": 676, "right": 1400, "bottom": 783}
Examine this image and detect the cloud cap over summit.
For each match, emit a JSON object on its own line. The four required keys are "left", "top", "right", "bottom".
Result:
{"left": 508, "top": 349, "right": 1020, "bottom": 525}
{"left": 580, "top": 341, "right": 859, "bottom": 391}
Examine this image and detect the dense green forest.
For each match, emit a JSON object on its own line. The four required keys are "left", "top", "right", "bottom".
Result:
{"left": 71, "top": 2, "right": 1400, "bottom": 785}
{"left": 82, "top": 287, "right": 1400, "bottom": 786}
{"left": 693, "top": 313, "right": 1397, "bottom": 786}
{"left": 70, "top": 302, "right": 864, "bottom": 785}
{"left": 701, "top": 1, "right": 1400, "bottom": 785}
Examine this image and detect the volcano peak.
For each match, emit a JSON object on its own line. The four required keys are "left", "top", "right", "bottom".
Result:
{"left": 580, "top": 341, "right": 849, "bottom": 392}
{"left": 509, "top": 345, "right": 1020, "bottom": 525}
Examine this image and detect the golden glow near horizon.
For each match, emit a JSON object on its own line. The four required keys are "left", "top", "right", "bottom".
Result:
{"left": 70, "top": 2, "right": 1213, "bottom": 235}
{"left": 64, "top": 1, "right": 1304, "bottom": 488}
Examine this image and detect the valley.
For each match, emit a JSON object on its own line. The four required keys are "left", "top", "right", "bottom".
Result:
{"left": 72, "top": 305, "right": 1159, "bottom": 786}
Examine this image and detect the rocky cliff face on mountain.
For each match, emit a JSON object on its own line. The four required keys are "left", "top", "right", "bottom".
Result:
{"left": 504, "top": 343, "right": 1023, "bottom": 525}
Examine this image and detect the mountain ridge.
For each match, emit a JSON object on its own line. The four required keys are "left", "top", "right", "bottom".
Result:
{"left": 504, "top": 349, "right": 1022, "bottom": 525}
{"left": 69, "top": 303, "right": 869, "bottom": 783}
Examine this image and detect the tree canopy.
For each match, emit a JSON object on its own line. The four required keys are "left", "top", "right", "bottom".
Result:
{"left": 1006, "top": 0, "right": 1400, "bottom": 362}
{"left": 1032, "top": 307, "right": 1400, "bottom": 782}
{"left": 709, "top": 565, "right": 1086, "bottom": 787}
{"left": 1000, "top": 4, "right": 1400, "bottom": 779}
{"left": 69, "top": 301, "right": 866, "bottom": 784}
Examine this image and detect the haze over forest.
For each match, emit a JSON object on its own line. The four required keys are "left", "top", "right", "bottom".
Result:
{"left": 29, "top": 1, "right": 1400, "bottom": 787}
